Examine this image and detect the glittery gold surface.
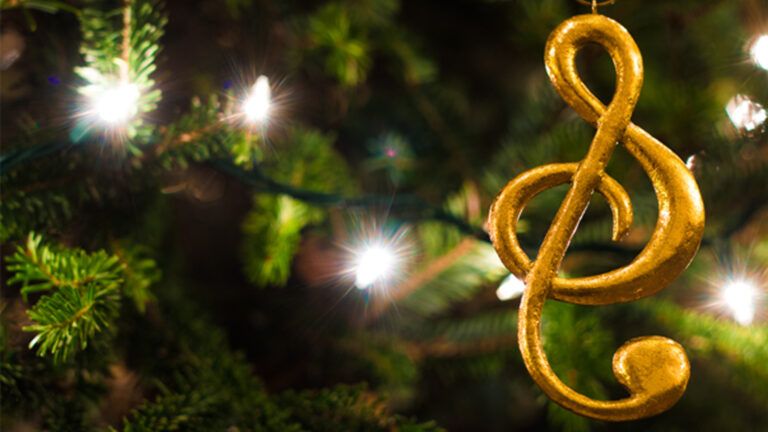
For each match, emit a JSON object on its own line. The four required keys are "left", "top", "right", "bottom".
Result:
{"left": 488, "top": 14, "right": 705, "bottom": 421}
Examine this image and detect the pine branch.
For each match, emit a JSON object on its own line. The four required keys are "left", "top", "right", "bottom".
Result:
{"left": 368, "top": 238, "right": 476, "bottom": 322}
{"left": 214, "top": 161, "right": 492, "bottom": 243}
{"left": 0, "top": 0, "right": 78, "bottom": 13}
{"left": 25, "top": 284, "right": 119, "bottom": 363}
{"left": 7, "top": 233, "right": 123, "bottom": 298}
{"left": 121, "top": 391, "right": 222, "bottom": 432}
{"left": 75, "top": 0, "right": 166, "bottom": 146}
{"left": 6, "top": 233, "right": 126, "bottom": 362}
{"left": 242, "top": 195, "right": 322, "bottom": 287}
{"left": 407, "top": 333, "right": 517, "bottom": 360}
{"left": 392, "top": 242, "right": 507, "bottom": 320}
{"left": 110, "top": 239, "right": 161, "bottom": 313}
{"left": 277, "top": 385, "right": 444, "bottom": 432}
{"left": 118, "top": 282, "right": 300, "bottom": 432}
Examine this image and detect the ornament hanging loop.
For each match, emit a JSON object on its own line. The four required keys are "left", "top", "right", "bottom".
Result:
{"left": 576, "top": 0, "right": 615, "bottom": 14}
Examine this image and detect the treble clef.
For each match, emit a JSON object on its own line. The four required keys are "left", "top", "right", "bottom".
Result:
{"left": 488, "top": 13, "right": 705, "bottom": 421}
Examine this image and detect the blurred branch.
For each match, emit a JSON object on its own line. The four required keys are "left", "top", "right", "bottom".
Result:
{"left": 213, "top": 161, "right": 492, "bottom": 243}
{"left": 120, "top": 0, "right": 131, "bottom": 81}
{"left": 213, "top": 163, "right": 663, "bottom": 258}
{"left": 406, "top": 334, "right": 517, "bottom": 360}
{"left": 3, "top": 138, "right": 758, "bottom": 261}
{"left": 367, "top": 238, "right": 476, "bottom": 323}
{"left": 409, "top": 88, "right": 475, "bottom": 181}
{"left": 0, "top": 142, "right": 84, "bottom": 174}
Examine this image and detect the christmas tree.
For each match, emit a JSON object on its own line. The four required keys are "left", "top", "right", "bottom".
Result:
{"left": 1, "top": 0, "right": 767, "bottom": 430}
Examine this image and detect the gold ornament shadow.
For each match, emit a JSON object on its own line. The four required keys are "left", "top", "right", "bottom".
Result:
{"left": 488, "top": 14, "right": 705, "bottom": 421}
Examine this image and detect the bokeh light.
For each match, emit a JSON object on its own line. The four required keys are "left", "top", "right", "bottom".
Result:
{"left": 243, "top": 75, "right": 271, "bottom": 124}
{"left": 88, "top": 82, "right": 140, "bottom": 125}
{"left": 354, "top": 244, "right": 397, "bottom": 289}
{"left": 750, "top": 34, "right": 768, "bottom": 70}
{"left": 726, "top": 94, "right": 766, "bottom": 131}
{"left": 721, "top": 278, "right": 758, "bottom": 325}
{"left": 496, "top": 274, "right": 526, "bottom": 301}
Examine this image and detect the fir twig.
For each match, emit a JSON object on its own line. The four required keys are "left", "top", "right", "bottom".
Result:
{"left": 8, "top": 233, "right": 123, "bottom": 298}
{"left": 7, "top": 233, "right": 124, "bottom": 362}
{"left": 25, "top": 284, "right": 119, "bottom": 363}
{"left": 368, "top": 238, "right": 477, "bottom": 322}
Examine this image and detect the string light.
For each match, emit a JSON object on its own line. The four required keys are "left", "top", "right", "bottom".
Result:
{"left": 243, "top": 75, "right": 271, "bottom": 124}
{"left": 353, "top": 243, "right": 397, "bottom": 289}
{"left": 726, "top": 95, "right": 767, "bottom": 132}
{"left": 685, "top": 155, "right": 696, "bottom": 172}
{"left": 83, "top": 81, "right": 140, "bottom": 126}
{"left": 354, "top": 242, "right": 398, "bottom": 290}
{"left": 496, "top": 274, "right": 526, "bottom": 301}
{"left": 721, "top": 279, "right": 758, "bottom": 325}
{"left": 344, "top": 224, "right": 412, "bottom": 291}
{"left": 750, "top": 34, "right": 768, "bottom": 71}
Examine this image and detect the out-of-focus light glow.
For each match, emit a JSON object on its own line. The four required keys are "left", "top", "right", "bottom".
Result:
{"left": 90, "top": 82, "right": 140, "bottom": 125}
{"left": 354, "top": 244, "right": 396, "bottom": 289}
{"left": 496, "top": 274, "right": 526, "bottom": 301}
{"left": 685, "top": 155, "right": 696, "bottom": 171}
{"left": 722, "top": 279, "right": 758, "bottom": 325}
{"left": 750, "top": 35, "right": 768, "bottom": 71}
{"left": 243, "top": 75, "right": 271, "bottom": 123}
{"left": 726, "top": 95, "right": 767, "bottom": 131}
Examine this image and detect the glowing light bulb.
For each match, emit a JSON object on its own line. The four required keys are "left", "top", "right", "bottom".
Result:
{"left": 750, "top": 34, "right": 768, "bottom": 71}
{"left": 726, "top": 95, "right": 767, "bottom": 131}
{"left": 685, "top": 155, "right": 696, "bottom": 171}
{"left": 91, "top": 82, "right": 140, "bottom": 125}
{"left": 496, "top": 274, "right": 526, "bottom": 301}
{"left": 722, "top": 279, "right": 758, "bottom": 325}
{"left": 243, "top": 75, "right": 271, "bottom": 123}
{"left": 354, "top": 244, "right": 396, "bottom": 289}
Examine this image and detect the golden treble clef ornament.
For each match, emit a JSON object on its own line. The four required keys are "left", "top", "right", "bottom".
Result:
{"left": 488, "top": 6, "right": 705, "bottom": 422}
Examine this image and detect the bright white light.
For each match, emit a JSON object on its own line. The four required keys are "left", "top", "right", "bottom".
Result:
{"left": 496, "top": 274, "right": 526, "bottom": 301}
{"left": 354, "top": 244, "right": 396, "bottom": 289}
{"left": 722, "top": 279, "right": 758, "bottom": 325}
{"left": 750, "top": 35, "right": 768, "bottom": 71}
{"left": 726, "top": 95, "right": 767, "bottom": 131}
{"left": 243, "top": 75, "right": 271, "bottom": 123}
{"left": 91, "top": 82, "right": 140, "bottom": 124}
{"left": 685, "top": 155, "right": 696, "bottom": 171}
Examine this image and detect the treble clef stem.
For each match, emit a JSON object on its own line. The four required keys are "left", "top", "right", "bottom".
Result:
{"left": 489, "top": 14, "right": 705, "bottom": 421}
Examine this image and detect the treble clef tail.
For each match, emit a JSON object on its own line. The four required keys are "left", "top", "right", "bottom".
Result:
{"left": 488, "top": 153, "right": 699, "bottom": 421}
{"left": 518, "top": 288, "right": 691, "bottom": 422}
